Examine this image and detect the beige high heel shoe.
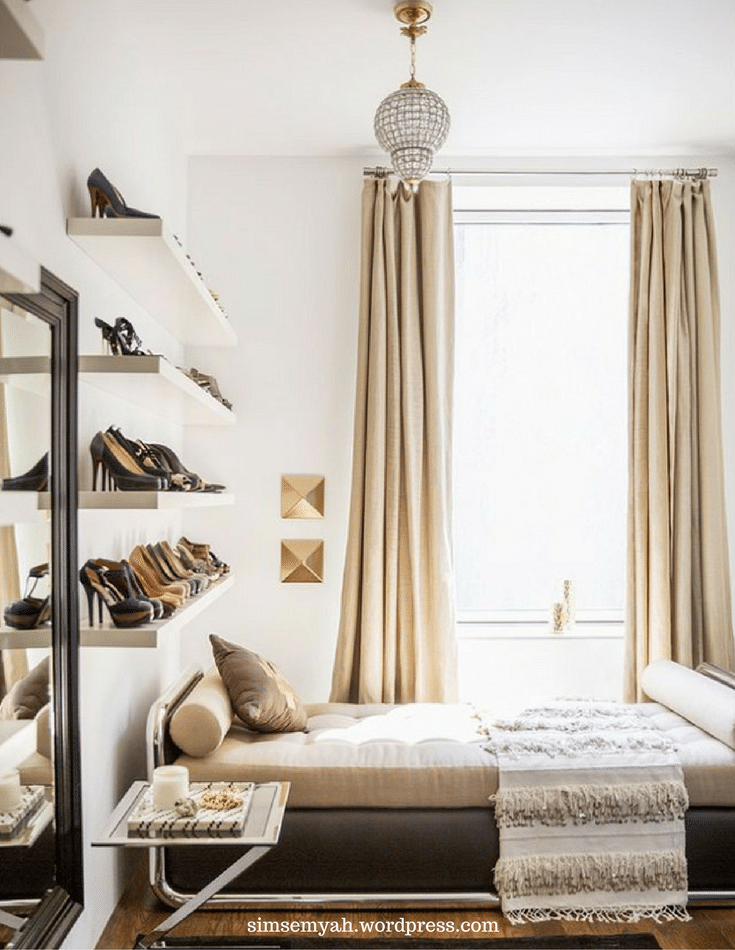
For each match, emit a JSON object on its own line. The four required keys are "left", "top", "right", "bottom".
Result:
{"left": 128, "top": 546, "right": 187, "bottom": 612}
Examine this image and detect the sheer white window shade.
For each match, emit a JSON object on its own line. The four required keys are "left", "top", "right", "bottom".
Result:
{"left": 453, "top": 188, "right": 629, "bottom": 627}
{"left": 453, "top": 184, "right": 631, "bottom": 212}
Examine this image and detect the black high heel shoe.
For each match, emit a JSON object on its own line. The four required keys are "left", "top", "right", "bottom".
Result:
{"left": 3, "top": 563, "right": 51, "bottom": 629}
{"left": 102, "top": 428, "right": 173, "bottom": 488}
{"left": 108, "top": 429, "right": 200, "bottom": 492}
{"left": 90, "top": 431, "right": 166, "bottom": 491}
{"left": 87, "top": 168, "right": 159, "bottom": 220}
{"left": 138, "top": 441, "right": 201, "bottom": 491}
{"left": 2, "top": 452, "right": 48, "bottom": 491}
{"left": 114, "top": 318, "right": 146, "bottom": 356}
{"left": 146, "top": 544, "right": 201, "bottom": 595}
{"left": 79, "top": 561, "right": 154, "bottom": 628}
{"left": 94, "top": 317, "right": 147, "bottom": 356}
{"left": 88, "top": 558, "right": 165, "bottom": 619}
{"left": 95, "top": 318, "right": 121, "bottom": 355}
{"left": 147, "top": 442, "right": 226, "bottom": 493}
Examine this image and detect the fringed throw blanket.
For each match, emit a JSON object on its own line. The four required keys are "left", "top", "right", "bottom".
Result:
{"left": 483, "top": 702, "right": 690, "bottom": 925}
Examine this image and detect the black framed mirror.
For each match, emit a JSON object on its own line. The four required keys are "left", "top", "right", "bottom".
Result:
{"left": 0, "top": 268, "right": 82, "bottom": 948}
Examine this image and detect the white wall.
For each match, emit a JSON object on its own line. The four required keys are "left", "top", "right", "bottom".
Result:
{"left": 183, "top": 156, "right": 362, "bottom": 701}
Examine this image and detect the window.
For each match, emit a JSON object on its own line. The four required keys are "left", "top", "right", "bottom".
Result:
{"left": 452, "top": 185, "right": 630, "bottom": 628}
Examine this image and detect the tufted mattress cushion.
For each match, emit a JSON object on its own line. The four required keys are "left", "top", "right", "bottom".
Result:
{"left": 634, "top": 702, "right": 735, "bottom": 807}
{"left": 177, "top": 703, "right": 494, "bottom": 808}
{"left": 174, "top": 700, "right": 735, "bottom": 809}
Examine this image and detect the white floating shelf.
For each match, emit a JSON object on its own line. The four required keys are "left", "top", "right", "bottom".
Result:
{"left": 77, "top": 490, "right": 234, "bottom": 511}
{"left": 0, "top": 355, "right": 50, "bottom": 396}
{"left": 0, "top": 233, "right": 41, "bottom": 293}
{"left": 80, "top": 574, "right": 234, "bottom": 648}
{"left": 0, "top": 625, "right": 51, "bottom": 649}
{"left": 0, "top": 0, "right": 43, "bottom": 59}
{"left": 0, "top": 575, "right": 234, "bottom": 649}
{"left": 66, "top": 217, "right": 237, "bottom": 347}
{"left": 0, "top": 490, "right": 44, "bottom": 525}
{"left": 79, "top": 355, "right": 235, "bottom": 426}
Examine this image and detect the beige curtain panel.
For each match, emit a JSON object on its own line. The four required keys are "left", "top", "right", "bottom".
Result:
{"left": 331, "top": 178, "right": 458, "bottom": 704}
{"left": 626, "top": 178, "right": 734, "bottom": 701}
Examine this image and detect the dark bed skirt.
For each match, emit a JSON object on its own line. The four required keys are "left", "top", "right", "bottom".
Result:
{"left": 161, "top": 806, "right": 735, "bottom": 898}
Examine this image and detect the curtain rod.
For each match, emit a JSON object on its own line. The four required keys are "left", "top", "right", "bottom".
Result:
{"left": 363, "top": 166, "right": 718, "bottom": 180}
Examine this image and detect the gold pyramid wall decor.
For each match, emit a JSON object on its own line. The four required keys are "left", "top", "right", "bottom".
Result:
{"left": 280, "top": 539, "right": 324, "bottom": 583}
{"left": 281, "top": 474, "right": 325, "bottom": 519}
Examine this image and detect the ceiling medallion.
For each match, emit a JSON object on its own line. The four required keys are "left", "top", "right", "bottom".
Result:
{"left": 373, "top": 1, "right": 450, "bottom": 185}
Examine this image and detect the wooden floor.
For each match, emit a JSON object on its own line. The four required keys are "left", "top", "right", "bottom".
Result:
{"left": 96, "top": 857, "right": 735, "bottom": 950}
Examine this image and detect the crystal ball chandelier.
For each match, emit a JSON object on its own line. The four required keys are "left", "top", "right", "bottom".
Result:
{"left": 373, "top": 1, "right": 450, "bottom": 185}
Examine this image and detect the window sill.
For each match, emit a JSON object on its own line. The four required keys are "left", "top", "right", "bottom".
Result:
{"left": 457, "top": 623, "right": 624, "bottom": 641}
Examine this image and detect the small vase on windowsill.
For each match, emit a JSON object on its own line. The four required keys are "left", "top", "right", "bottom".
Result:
{"left": 562, "top": 578, "right": 576, "bottom": 631}
{"left": 550, "top": 601, "right": 566, "bottom": 634}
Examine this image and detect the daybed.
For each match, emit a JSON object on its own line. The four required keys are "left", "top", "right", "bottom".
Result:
{"left": 0, "top": 660, "right": 54, "bottom": 905}
{"left": 146, "top": 652, "right": 735, "bottom": 908}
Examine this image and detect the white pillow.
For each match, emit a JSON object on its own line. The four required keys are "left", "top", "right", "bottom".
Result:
{"left": 169, "top": 666, "right": 234, "bottom": 757}
{"left": 36, "top": 703, "right": 52, "bottom": 761}
{"left": 641, "top": 659, "right": 735, "bottom": 750}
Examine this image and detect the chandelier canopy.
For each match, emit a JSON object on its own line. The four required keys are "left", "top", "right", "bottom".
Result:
{"left": 373, "top": 1, "right": 450, "bottom": 185}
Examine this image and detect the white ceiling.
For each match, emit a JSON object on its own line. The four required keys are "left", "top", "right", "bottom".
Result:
{"left": 43, "top": 0, "right": 735, "bottom": 158}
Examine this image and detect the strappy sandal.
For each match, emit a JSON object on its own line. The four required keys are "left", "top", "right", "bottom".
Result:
{"left": 179, "top": 537, "right": 230, "bottom": 576}
{"left": 3, "top": 563, "right": 51, "bottom": 629}
{"left": 113, "top": 318, "right": 147, "bottom": 356}
{"left": 187, "top": 368, "right": 233, "bottom": 411}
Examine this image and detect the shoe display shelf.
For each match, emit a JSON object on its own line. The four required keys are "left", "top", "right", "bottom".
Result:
{"left": 0, "top": 625, "right": 51, "bottom": 649}
{"left": 0, "top": 234, "right": 40, "bottom": 294}
{"left": 74, "top": 490, "right": 235, "bottom": 511}
{"left": 0, "top": 0, "right": 43, "bottom": 59}
{"left": 78, "top": 573, "right": 235, "bottom": 648}
{"left": 0, "top": 356, "right": 51, "bottom": 399}
{"left": 66, "top": 218, "right": 237, "bottom": 348}
{"left": 1, "top": 490, "right": 234, "bottom": 515}
{"left": 0, "top": 354, "right": 235, "bottom": 423}
{"left": 69, "top": 215, "right": 237, "bottom": 647}
{"left": 79, "top": 355, "right": 235, "bottom": 425}
{"left": 0, "top": 491, "right": 44, "bottom": 526}
{"left": 0, "top": 574, "right": 234, "bottom": 649}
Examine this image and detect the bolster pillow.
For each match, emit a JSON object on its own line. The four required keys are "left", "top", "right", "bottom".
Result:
{"left": 36, "top": 703, "right": 52, "bottom": 761}
{"left": 641, "top": 659, "right": 735, "bottom": 750}
{"left": 169, "top": 666, "right": 234, "bottom": 757}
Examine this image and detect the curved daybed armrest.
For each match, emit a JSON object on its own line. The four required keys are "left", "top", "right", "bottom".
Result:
{"left": 697, "top": 661, "right": 735, "bottom": 691}
{"left": 146, "top": 666, "right": 203, "bottom": 777}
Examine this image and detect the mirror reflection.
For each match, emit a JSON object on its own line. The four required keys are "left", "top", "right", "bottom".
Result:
{"left": 0, "top": 302, "right": 54, "bottom": 932}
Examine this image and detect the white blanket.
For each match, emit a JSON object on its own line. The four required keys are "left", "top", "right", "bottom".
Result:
{"left": 484, "top": 702, "right": 691, "bottom": 924}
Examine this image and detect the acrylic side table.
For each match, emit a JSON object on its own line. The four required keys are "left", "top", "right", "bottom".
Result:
{"left": 94, "top": 781, "right": 290, "bottom": 949}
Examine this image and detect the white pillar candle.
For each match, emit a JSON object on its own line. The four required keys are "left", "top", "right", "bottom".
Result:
{"left": 0, "top": 769, "right": 22, "bottom": 812}
{"left": 151, "top": 765, "right": 189, "bottom": 811}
